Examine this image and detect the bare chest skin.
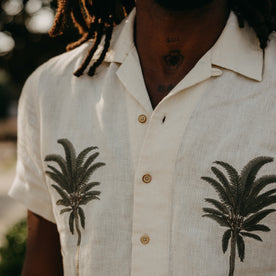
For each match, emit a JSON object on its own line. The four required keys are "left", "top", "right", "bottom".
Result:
{"left": 141, "top": 42, "right": 202, "bottom": 109}
{"left": 135, "top": 0, "right": 230, "bottom": 109}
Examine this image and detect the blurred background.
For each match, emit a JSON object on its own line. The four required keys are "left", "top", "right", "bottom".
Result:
{"left": 0, "top": 0, "right": 78, "bottom": 273}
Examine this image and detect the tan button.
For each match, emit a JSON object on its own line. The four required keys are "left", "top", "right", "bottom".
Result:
{"left": 138, "top": 114, "right": 147, "bottom": 124}
{"left": 142, "top": 174, "right": 152, "bottom": 183}
{"left": 140, "top": 234, "right": 150, "bottom": 245}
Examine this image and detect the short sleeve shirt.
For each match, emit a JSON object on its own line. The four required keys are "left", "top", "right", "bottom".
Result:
{"left": 9, "top": 8, "right": 276, "bottom": 276}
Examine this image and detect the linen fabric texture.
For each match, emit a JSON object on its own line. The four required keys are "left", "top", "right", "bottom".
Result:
{"left": 9, "top": 8, "right": 276, "bottom": 276}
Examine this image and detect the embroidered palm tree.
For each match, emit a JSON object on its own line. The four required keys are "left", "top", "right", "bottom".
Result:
{"left": 202, "top": 156, "right": 276, "bottom": 276}
{"left": 44, "top": 138, "right": 105, "bottom": 276}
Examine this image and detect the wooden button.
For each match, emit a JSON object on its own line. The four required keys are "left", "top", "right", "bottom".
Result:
{"left": 142, "top": 174, "right": 152, "bottom": 183}
{"left": 138, "top": 114, "right": 147, "bottom": 124}
{"left": 140, "top": 235, "right": 150, "bottom": 245}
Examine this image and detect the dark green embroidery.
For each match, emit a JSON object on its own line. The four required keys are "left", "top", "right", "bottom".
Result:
{"left": 44, "top": 138, "right": 105, "bottom": 276}
{"left": 201, "top": 156, "right": 276, "bottom": 276}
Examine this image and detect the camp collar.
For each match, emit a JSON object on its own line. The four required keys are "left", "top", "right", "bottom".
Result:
{"left": 92, "top": 8, "right": 263, "bottom": 82}
{"left": 211, "top": 11, "right": 263, "bottom": 82}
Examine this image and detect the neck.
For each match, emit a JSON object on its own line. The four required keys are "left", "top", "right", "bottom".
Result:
{"left": 135, "top": 0, "right": 230, "bottom": 108}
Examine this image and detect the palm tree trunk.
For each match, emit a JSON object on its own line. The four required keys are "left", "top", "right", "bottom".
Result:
{"left": 228, "top": 230, "right": 237, "bottom": 276}
{"left": 74, "top": 210, "right": 81, "bottom": 276}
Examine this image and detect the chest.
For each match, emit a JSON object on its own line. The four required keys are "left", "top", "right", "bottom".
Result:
{"left": 41, "top": 67, "right": 276, "bottom": 276}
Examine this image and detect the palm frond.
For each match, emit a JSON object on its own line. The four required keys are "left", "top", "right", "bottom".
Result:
{"left": 245, "top": 195, "right": 276, "bottom": 215}
{"left": 78, "top": 207, "right": 85, "bottom": 229}
{"left": 201, "top": 176, "right": 232, "bottom": 207}
{"left": 203, "top": 207, "right": 226, "bottom": 217}
{"left": 214, "top": 161, "right": 239, "bottom": 187}
{"left": 79, "top": 182, "right": 100, "bottom": 193}
{"left": 69, "top": 212, "right": 75, "bottom": 234}
{"left": 211, "top": 166, "right": 235, "bottom": 205}
{"left": 81, "top": 152, "right": 100, "bottom": 172}
{"left": 214, "top": 160, "right": 241, "bottom": 209}
{"left": 84, "top": 190, "right": 101, "bottom": 198}
{"left": 237, "top": 235, "right": 245, "bottom": 262}
{"left": 204, "top": 198, "right": 229, "bottom": 214}
{"left": 52, "top": 184, "right": 71, "bottom": 203}
{"left": 80, "top": 195, "right": 100, "bottom": 205}
{"left": 258, "top": 188, "right": 276, "bottom": 197}
{"left": 46, "top": 166, "right": 70, "bottom": 193}
{"left": 248, "top": 175, "right": 276, "bottom": 200}
{"left": 46, "top": 164, "right": 67, "bottom": 180}
{"left": 80, "top": 191, "right": 101, "bottom": 205}
{"left": 78, "top": 162, "right": 106, "bottom": 187}
{"left": 58, "top": 138, "right": 77, "bottom": 182}
{"left": 76, "top": 146, "right": 98, "bottom": 170}
{"left": 44, "top": 154, "right": 68, "bottom": 178}
{"left": 243, "top": 209, "right": 276, "bottom": 228}
{"left": 243, "top": 224, "right": 270, "bottom": 232}
{"left": 46, "top": 170, "right": 65, "bottom": 187}
{"left": 202, "top": 214, "right": 230, "bottom": 227}
{"left": 240, "top": 232, "right": 262, "bottom": 241}
{"left": 60, "top": 207, "right": 72, "bottom": 214}
{"left": 77, "top": 153, "right": 100, "bottom": 183}
{"left": 56, "top": 199, "right": 71, "bottom": 206}
{"left": 222, "top": 229, "right": 232, "bottom": 253}
{"left": 242, "top": 177, "right": 276, "bottom": 216}
{"left": 240, "top": 157, "right": 274, "bottom": 201}
{"left": 214, "top": 160, "right": 241, "bottom": 211}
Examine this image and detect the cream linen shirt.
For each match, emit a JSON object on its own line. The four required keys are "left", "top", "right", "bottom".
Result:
{"left": 9, "top": 9, "right": 276, "bottom": 276}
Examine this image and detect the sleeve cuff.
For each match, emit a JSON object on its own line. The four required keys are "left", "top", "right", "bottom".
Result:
{"left": 8, "top": 175, "right": 56, "bottom": 224}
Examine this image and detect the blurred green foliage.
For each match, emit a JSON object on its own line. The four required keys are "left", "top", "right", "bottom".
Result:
{"left": 0, "top": 218, "right": 27, "bottom": 275}
{"left": 0, "top": 0, "right": 79, "bottom": 118}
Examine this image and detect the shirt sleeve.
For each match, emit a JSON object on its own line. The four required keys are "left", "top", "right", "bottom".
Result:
{"left": 8, "top": 70, "right": 56, "bottom": 223}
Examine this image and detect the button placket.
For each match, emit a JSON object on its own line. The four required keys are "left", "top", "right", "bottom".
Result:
{"left": 130, "top": 53, "right": 215, "bottom": 276}
{"left": 131, "top": 111, "right": 174, "bottom": 275}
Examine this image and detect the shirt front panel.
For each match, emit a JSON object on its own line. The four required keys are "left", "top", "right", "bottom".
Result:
{"left": 38, "top": 48, "right": 215, "bottom": 276}
{"left": 169, "top": 70, "right": 276, "bottom": 276}
{"left": 39, "top": 61, "right": 141, "bottom": 276}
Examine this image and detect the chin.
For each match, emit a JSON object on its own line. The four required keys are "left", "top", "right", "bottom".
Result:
{"left": 154, "top": 0, "right": 214, "bottom": 11}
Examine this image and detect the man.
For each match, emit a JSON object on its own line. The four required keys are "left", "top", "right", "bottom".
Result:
{"left": 9, "top": 0, "right": 276, "bottom": 275}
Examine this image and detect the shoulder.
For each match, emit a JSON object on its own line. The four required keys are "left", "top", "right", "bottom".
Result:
{"left": 24, "top": 8, "right": 136, "bottom": 92}
{"left": 25, "top": 41, "right": 93, "bottom": 86}
{"left": 20, "top": 39, "right": 103, "bottom": 105}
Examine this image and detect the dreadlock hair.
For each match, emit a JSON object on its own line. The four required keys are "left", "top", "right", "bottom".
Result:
{"left": 49, "top": 0, "right": 276, "bottom": 77}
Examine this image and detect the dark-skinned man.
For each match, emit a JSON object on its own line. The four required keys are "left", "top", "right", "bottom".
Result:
{"left": 9, "top": 0, "right": 276, "bottom": 275}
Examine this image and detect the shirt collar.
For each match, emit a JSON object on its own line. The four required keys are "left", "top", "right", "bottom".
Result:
{"left": 211, "top": 11, "right": 263, "bottom": 81}
{"left": 93, "top": 8, "right": 263, "bottom": 81}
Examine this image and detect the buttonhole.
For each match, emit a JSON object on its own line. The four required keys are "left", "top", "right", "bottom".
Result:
{"left": 162, "top": 116, "right": 166, "bottom": 124}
